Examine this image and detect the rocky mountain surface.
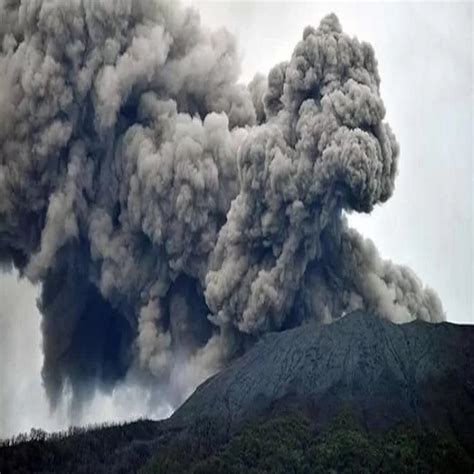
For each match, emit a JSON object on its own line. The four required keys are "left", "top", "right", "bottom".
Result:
{"left": 173, "top": 311, "right": 474, "bottom": 439}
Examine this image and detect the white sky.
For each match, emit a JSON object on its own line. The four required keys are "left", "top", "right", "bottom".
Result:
{"left": 0, "top": 1, "right": 472, "bottom": 438}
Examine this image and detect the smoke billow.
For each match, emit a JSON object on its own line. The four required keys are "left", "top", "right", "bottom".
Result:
{"left": 0, "top": 0, "right": 443, "bottom": 412}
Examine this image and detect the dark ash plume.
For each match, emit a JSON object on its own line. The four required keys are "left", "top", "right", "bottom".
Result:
{"left": 0, "top": 1, "right": 443, "bottom": 411}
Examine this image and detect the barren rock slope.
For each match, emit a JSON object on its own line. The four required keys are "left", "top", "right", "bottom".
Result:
{"left": 173, "top": 311, "right": 474, "bottom": 443}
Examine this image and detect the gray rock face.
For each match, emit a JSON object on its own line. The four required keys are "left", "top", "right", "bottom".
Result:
{"left": 172, "top": 311, "right": 474, "bottom": 440}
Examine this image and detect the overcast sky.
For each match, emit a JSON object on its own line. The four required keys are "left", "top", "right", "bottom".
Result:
{"left": 0, "top": 1, "right": 472, "bottom": 438}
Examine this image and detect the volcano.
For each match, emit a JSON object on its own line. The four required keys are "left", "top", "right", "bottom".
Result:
{"left": 2, "top": 311, "right": 473, "bottom": 473}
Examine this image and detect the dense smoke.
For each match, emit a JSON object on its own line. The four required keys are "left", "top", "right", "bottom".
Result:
{"left": 0, "top": 0, "right": 443, "bottom": 411}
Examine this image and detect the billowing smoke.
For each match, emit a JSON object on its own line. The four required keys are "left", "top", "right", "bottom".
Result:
{"left": 0, "top": 0, "right": 443, "bottom": 412}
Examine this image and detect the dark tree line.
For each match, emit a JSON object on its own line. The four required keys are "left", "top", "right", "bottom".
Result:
{"left": 0, "top": 419, "right": 166, "bottom": 473}
{"left": 2, "top": 409, "right": 473, "bottom": 473}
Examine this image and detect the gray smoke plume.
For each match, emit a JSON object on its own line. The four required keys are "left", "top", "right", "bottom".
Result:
{"left": 0, "top": 0, "right": 443, "bottom": 412}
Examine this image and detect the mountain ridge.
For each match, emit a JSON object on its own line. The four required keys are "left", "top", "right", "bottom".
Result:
{"left": 172, "top": 310, "right": 474, "bottom": 439}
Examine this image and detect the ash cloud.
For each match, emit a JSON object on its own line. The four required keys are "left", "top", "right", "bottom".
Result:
{"left": 0, "top": 0, "right": 443, "bottom": 412}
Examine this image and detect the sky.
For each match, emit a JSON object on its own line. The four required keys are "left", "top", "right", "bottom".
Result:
{"left": 0, "top": 0, "right": 472, "bottom": 439}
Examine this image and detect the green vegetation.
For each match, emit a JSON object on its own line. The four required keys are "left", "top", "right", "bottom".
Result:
{"left": 2, "top": 411, "right": 472, "bottom": 473}
{"left": 144, "top": 411, "right": 474, "bottom": 474}
{"left": 0, "top": 420, "right": 163, "bottom": 474}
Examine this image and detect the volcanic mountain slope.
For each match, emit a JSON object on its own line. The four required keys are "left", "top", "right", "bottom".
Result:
{"left": 172, "top": 310, "right": 474, "bottom": 437}
{"left": 1, "top": 311, "right": 473, "bottom": 473}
